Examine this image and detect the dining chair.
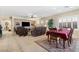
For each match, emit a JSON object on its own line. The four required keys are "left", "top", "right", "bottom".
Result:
{"left": 69, "top": 28, "right": 74, "bottom": 44}
{"left": 49, "top": 28, "right": 57, "bottom": 30}
{"left": 49, "top": 34, "right": 58, "bottom": 48}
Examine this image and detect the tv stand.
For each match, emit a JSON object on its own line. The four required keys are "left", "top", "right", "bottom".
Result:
{"left": 23, "top": 27, "right": 31, "bottom": 31}
{"left": 24, "top": 26, "right": 30, "bottom": 28}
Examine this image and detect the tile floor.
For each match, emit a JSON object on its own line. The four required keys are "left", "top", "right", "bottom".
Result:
{"left": 0, "top": 30, "right": 79, "bottom": 52}
{"left": 0, "top": 31, "right": 47, "bottom": 52}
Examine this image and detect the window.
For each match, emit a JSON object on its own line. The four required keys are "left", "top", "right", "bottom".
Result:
{"left": 59, "top": 23, "right": 62, "bottom": 28}
{"left": 67, "top": 22, "right": 71, "bottom": 28}
{"left": 73, "top": 22, "right": 77, "bottom": 29}
{"left": 59, "top": 16, "right": 78, "bottom": 29}
{"left": 63, "top": 22, "right": 66, "bottom": 28}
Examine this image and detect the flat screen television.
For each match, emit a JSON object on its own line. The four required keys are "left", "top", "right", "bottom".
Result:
{"left": 22, "top": 22, "right": 30, "bottom": 27}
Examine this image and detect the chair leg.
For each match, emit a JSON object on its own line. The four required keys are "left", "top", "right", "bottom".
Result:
{"left": 49, "top": 39, "right": 51, "bottom": 45}
{"left": 49, "top": 36, "right": 51, "bottom": 45}
{"left": 63, "top": 40, "right": 65, "bottom": 49}
{"left": 70, "top": 38, "right": 72, "bottom": 44}
{"left": 67, "top": 40, "right": 70, "bottom": 47}
{"left": 56, "top": 39, "right": 58, "bottom": 48}
{"left": 59, "top": 38, "right": 61, "bottom": 45}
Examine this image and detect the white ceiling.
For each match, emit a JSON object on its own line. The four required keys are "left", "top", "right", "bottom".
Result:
{"left": 0, "top": 6, "right": 79, "bottom": 17}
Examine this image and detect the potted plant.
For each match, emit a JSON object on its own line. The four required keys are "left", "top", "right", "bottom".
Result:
{"left": 48, "top": 19, "right": 53, "bottom": 28}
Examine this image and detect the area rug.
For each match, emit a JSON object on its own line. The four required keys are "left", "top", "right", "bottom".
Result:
{"left": 35, "top": 38, "right": 78, "bottom": 52}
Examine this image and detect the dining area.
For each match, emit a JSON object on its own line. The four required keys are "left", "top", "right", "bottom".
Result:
{"left": 46, "top": 28, "right": 74, "bottom": 49}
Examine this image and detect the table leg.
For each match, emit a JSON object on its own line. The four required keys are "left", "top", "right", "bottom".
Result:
{"left": 47, "top": 35, "right": 51, "bottom": 44}
{"left": 56, "top": 39, "right": 58, "bottom": 48}
{"left": 63, "top": 40, "right": 65, "bottom": 49}
{"left": 47, "top": 35, "right": 49, "bottom": 42}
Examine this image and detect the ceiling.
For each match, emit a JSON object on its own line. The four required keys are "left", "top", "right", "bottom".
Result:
{"left": 0, "top": 6, "right": 79, "bottom": 17}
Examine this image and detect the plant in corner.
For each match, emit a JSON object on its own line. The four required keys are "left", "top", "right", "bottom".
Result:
{"left": 48, "top": 19, "right": 53, "bottom": 28}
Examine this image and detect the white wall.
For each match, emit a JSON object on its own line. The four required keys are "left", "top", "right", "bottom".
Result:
{"left": 13, "top": 17, "right": 43, "bottom": 29}
{"left": 0, "top": 16, "right": 46, "bottom": 32}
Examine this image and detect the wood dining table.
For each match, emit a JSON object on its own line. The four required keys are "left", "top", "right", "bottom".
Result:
{"left": 46, "top": 28, "right": 71, "bottom": 48}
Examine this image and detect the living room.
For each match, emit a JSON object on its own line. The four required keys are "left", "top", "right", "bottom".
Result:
{"left": 0, "top": 6, "right": 79, "bottom": 52}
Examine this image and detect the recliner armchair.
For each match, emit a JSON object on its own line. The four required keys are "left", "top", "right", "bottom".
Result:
{"left": 0, "top": 25, "right": 2, "bottom": 37}
{"left": 14, "top": 27, "right": 28, "bottom": 36}
{"left": 31, "top": 27, "right": 46, "bottom": 37}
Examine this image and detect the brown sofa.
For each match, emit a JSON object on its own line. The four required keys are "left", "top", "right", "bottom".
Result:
{"left": 31, "top": 26, "right": 46, "bottom": 37}
{"left": 14, "top": 27, "right": 28, "bottom": 36}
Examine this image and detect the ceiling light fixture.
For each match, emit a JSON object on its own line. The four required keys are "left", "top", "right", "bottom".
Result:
{"left": 64, "top": 6, "right": 73, "bottom": 8}
{"left": 53, "top": 8, "right": 57, "bottom": 10}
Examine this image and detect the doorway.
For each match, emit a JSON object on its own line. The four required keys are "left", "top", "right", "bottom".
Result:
{"left": 1, "top": 19, "right": 12, "bottom": 35}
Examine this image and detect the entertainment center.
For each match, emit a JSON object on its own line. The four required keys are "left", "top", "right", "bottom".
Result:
{"left": 14, "top": 21, "right": 31, "bottom": 36}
